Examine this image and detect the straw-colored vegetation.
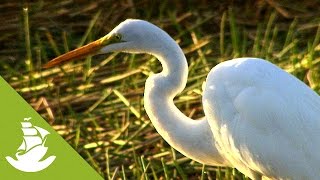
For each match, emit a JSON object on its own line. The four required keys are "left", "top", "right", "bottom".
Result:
{"left": 1, "top": 1, "right": 320, "bottom": 179}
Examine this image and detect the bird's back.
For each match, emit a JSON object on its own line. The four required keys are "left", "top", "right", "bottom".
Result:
{"left": 203, "top": 58, "right": 320, "bottom": 179}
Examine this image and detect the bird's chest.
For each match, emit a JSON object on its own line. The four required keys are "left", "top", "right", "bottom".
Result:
{"left": 204, "top": 79, "right": 269, "bottom": 170}
{"left": 204, "top": 81, "right": 245, "bottom": 150}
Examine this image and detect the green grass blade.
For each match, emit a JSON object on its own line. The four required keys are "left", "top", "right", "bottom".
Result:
{"left": 23, "top": 7, "right": 32, "bottom": 71}
{"left": 228, "top": 8, "right": 240, "bottom": 57}
{"left": 220, "top": 11, "right": 227, "bottom": 56}
{"left": 77, "top": 10, "right": 102, "bottom": 47}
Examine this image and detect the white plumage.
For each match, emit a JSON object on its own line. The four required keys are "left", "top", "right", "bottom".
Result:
{"left": 45, "top": 19, "right": 320, "bottom": 180}
{"left": 204, "top": 58, "right": 320, "bottom": 179}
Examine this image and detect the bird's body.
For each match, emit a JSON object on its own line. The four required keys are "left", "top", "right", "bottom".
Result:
{"left": 44, "top": 19, "right": 320, "bottom": 179}
{"left": 204, "top": 58, "right": 320, "bottom": 179}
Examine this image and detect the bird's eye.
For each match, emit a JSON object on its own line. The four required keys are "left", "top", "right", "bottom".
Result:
{"left": 114, "top": 34, "right": 122, "bottom": 41}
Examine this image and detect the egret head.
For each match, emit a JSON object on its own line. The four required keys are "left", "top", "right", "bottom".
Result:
{"left": 44, "top": 19, "right": 172, "bottom": 68}
{"left": 101, "top": 19, "right": 170, "bottom": 53}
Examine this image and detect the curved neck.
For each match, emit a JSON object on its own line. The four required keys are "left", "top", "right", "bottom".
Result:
{"left": 144, "top": 43, "right": 226, "bottom": 166}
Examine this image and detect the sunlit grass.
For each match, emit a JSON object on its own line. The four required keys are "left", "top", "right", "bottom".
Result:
{"left": 1, "top": 1, "right": 320, "bottom": 179}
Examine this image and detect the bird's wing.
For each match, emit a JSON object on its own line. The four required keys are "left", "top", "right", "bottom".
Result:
{"left": 203, "top": 58, "right": 320, "bottom": 179}
{"left": 231, "top": 84, "right": 320, "bottom": 178}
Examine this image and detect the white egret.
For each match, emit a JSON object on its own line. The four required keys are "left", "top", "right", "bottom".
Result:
{"left": 44, "top": 19, "right": 320, "bottom": 179}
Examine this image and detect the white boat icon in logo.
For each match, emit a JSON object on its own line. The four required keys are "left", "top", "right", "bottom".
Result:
{"left": 6, "top": 117, "right": 56, "bottom": 172}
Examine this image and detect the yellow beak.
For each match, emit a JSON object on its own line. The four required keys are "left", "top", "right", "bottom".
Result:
{"left": 43, "top": 34, "right": 112, "bottom": 68}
